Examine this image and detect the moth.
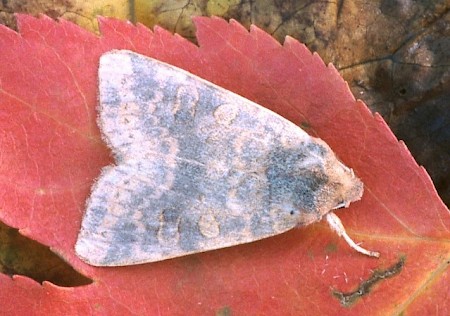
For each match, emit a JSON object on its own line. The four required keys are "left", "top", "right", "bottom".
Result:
{"left": 75, "top": 50, "right": 379, "bottom": 266}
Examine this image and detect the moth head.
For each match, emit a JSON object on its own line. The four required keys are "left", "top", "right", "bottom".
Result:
{"left": 319, "top": 148, "right": 364, "bottom": 214}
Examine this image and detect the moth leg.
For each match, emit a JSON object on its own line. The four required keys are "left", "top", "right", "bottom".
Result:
{"left": 326, "top": 212, "right": 380, "bottom": 258}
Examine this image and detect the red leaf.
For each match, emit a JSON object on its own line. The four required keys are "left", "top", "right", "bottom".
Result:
{"left": 0, "top": 15, "right": 448, "bottom": 315}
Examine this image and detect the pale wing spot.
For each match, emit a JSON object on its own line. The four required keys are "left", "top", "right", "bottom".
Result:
{"left": 198, "top": 213, "right": 220, "bottom": 238}
{"left": 172, "top": 85, "right": 199, "bottom": 118}
{"left": 171, "top": 98, "right": 181, "bottom": 115}
{"left": 131, "top": 211, "right": 146, "bottom": 232}
{"left": 204, "top": 129, "right": 223, "bottom": 144}
{"left": 213, "top": 103, "right": 239, "bottom": 126}
{"left": 157, "top": 209, "right": 181, "bottom": 247}
{"left": 145, "top": 90, "right": 162, "bottom": 114}
{"left": 270, "top": 207, "right": 298, "bottom": 233}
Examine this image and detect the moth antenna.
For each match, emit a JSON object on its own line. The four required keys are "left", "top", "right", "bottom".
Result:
{"left": 326, "top": 212, "right": 380, "bottom": 258}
